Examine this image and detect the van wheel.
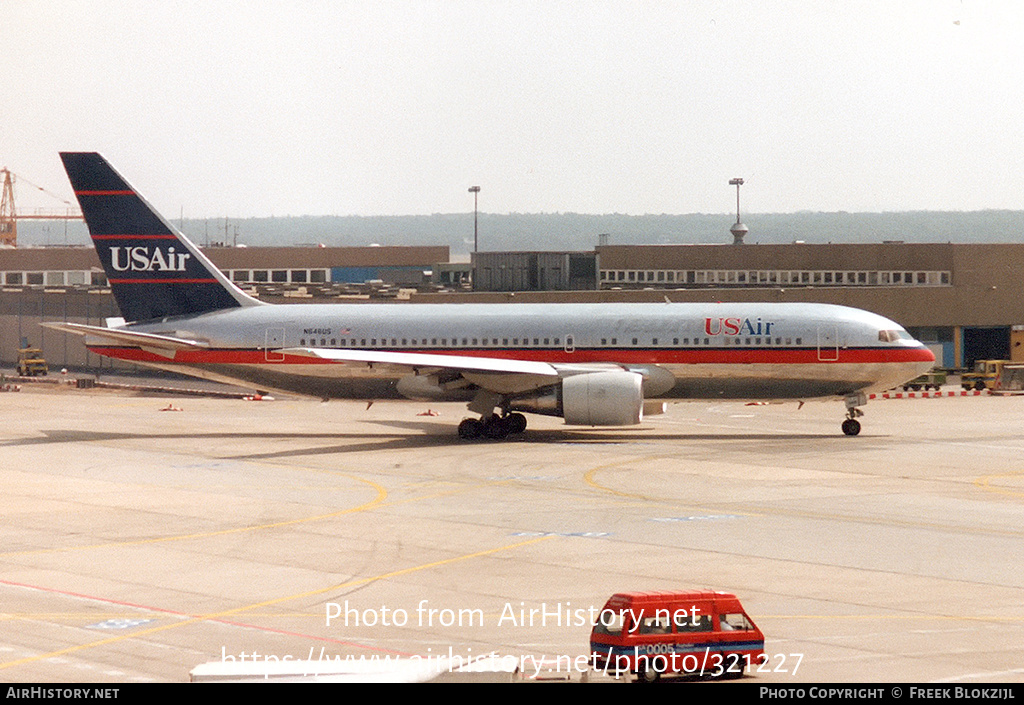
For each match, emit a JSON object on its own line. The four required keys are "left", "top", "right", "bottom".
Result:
{"left": 635, "top": 665, "right": 660, "bottom": 683}
{"left": 717, "top": 656, "right": 744, "bottom": 680}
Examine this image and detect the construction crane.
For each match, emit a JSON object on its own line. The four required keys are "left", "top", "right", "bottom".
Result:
{"left": 1, "top": 167, "right": 83, "bottom": 247}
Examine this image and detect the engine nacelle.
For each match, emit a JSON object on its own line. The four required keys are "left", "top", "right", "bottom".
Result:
{"left": 510, "top": 370, "right": 644, "bottom": 426}
{"left": 562, "top": 370, "right": 643, "bottom": 425}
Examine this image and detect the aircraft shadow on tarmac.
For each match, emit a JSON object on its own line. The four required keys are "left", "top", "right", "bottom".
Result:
{"left": 8, "top": 425, "right": 842, "bottom": 459}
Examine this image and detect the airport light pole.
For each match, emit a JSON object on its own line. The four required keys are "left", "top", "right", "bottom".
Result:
{"left": 469, "top": 186, "right": 481, "bottom": 253}
{"left": 729, "top": 178, "right": 748, "bottom": 245}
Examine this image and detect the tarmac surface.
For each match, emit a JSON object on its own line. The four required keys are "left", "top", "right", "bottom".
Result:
{"left": 2, "top": 380, "right": 1024, "bottom": 683}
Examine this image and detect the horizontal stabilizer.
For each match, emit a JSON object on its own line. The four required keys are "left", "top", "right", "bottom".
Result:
{"left": 41, "top": 322, "right": 209, "bottom": 359}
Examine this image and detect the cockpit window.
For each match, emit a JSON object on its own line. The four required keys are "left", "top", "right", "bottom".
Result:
{"left": 878, "top": 329, "right": 911, "bottom": 343}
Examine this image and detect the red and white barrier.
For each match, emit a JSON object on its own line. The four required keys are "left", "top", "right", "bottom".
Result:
{"left": 869, "top": 389, "right": 989, "bottom": 401}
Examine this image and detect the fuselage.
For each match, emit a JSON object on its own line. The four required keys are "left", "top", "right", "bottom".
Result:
{"left": 87, "top": 301, "right": 935, "bottom": 401}
{"left": 55, "top": 152, "right": 937, "bottom": 437}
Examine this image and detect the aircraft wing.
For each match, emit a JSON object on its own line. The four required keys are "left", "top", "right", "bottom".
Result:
{"left": 281, "top": 347, "right": 559, "bottom": 375}
{"left": 40, "top": 321, "right": 209, "bottom": 359}
{"left": 281, "top": 346, "right": 576, "bottom": 395}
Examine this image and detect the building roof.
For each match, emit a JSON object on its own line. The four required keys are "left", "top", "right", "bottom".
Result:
{"left": 0, "top": 245, "right": 450, "bottom": 270}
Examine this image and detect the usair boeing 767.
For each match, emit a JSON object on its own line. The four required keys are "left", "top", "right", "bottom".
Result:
{"left": 44, "top": 152, "right": 935, "bottom": 439}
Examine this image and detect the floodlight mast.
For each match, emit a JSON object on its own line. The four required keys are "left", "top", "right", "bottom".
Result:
{"left": 729, "top": 178, "right": 748, "bottom": 245}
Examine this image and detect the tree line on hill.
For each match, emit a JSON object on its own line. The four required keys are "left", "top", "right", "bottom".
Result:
{"left": 17, "top": 210, "right": 1024, "bottom": 254}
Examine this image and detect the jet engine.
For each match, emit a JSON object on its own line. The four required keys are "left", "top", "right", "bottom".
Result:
{"left": 508, "top": 370, "right": 644, "bottom": 426}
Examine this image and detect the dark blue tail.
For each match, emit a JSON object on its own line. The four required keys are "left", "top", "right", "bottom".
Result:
{"left": 60, "top": 152, "right": 260, "bottom": 323}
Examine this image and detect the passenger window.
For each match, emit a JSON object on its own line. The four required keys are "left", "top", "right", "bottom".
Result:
{"left": 637, "top": 615, "right": 672, "bottom": 634}
{"left": 594, "top": 610, "right": 625, "bottom": 637}
{"left": 675, "top": 613, "right": 714, "bottom": 632}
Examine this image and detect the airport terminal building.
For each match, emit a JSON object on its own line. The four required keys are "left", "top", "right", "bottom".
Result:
{"left": 2, "top": 241, "right": 1022, "bottom": 372}
{"left": 593, "top": 242, "right": 1023, "bottom": 369}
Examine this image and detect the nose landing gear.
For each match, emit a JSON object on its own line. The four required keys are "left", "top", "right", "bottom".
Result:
{"left": 842, "top": 393, "right": 866, "bottom": 436}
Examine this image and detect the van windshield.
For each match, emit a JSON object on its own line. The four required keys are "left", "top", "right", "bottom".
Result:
{"left": 720, "top": 612, "right": 754, "bottom": 630}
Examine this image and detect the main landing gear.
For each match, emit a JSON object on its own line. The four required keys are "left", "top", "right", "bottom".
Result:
{"left": 458, "top": 412, "right": 528, "bottom": 440}
{"left": 841, "top": 393, "right": 866, "bottom": 436}
{"left": 458, "top": 390, "right": 529, "bottom": 441}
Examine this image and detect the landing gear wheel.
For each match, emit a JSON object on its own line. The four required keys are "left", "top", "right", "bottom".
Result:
{"left": 483, "top": 414, "right": 512, "bottom": 439}
{"left": 458, "top": 418, "right": 483, "bottom": 440}
{"left": 506, "top": 412, "right": 527, "bottom": 434}
{"left": 842, "top": 418, "right": 861, "bottom": 436}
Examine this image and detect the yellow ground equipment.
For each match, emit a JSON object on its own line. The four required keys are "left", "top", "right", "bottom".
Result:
{"left": 16, "top": 341, "right": 48, "bottom": 377}
{"left": 960, "top": 359, "right": 1007, "bottom": 391}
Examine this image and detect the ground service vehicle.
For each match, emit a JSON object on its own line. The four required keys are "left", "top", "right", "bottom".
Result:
{"left": 16, "top": 343, "right": 48, "bottom": 377}
{"left": 961, "top": 359, "right": 1007, "bottom": 391}
{"left": 902, "top": 369, "right": 946, "bottom": 391}
{"left": 590, "top": 591, "right": 765, "bottom": 682}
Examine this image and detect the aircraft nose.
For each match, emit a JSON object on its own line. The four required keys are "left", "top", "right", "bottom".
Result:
{"left": 913, "top": 343, "right": 937, "bottom": 376}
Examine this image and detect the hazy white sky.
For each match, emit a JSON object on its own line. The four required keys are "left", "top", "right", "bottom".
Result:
{"left": 3, "top": 1, "right": 1022, "bottom": 218}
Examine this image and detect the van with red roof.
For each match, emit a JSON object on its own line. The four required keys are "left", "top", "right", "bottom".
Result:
{"left": 590, "top": 590, "right": 765, "bottom": 682}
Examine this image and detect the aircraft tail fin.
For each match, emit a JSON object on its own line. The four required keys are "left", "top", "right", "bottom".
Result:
{"left": 60, "top": 152, "right": 262, "bottom": 323}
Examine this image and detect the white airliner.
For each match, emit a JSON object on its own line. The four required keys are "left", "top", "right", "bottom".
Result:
{"left": 45, "top": 153, "right": 935, "bottom": 439}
